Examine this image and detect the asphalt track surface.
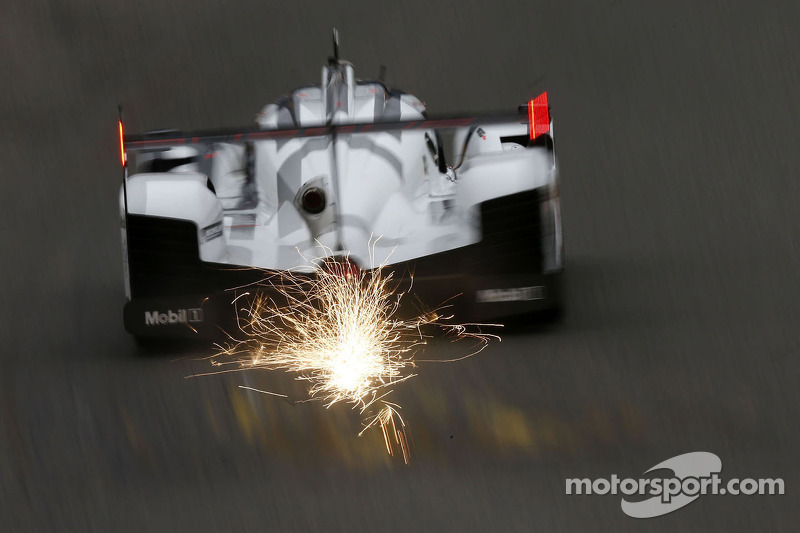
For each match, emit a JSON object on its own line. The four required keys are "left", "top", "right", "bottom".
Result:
{"left": 2, "top": 1, "right": 799, "bottom": 530}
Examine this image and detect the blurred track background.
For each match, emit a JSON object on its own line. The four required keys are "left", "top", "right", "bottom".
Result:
{"left": 2, "top": 0, "right": 799, "bottom": 530}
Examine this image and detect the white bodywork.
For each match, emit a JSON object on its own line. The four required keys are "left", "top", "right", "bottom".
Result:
{"left": 123, "top": 61, "right": 560, "bottom": 272}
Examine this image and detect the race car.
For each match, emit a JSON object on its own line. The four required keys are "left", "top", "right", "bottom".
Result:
{"left": 119, "top": 47, "right": 563, "bottom": 340}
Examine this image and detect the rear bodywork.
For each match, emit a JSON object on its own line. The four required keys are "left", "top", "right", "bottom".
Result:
{"left": 120, "top": 60, "right": 563, "bottom": 340}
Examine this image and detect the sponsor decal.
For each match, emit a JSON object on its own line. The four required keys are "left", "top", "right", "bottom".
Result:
{"left": 202, "top": 221, "right": 223, "bottom": 242}
{"left": 144, "top": 308, "right": 204, "bottom": 326}
{"left": 476, "top": 286, "right": 545, "bottom": 303}
{"left": 566, "top": 452, "right": 785, "bottom": 519}
{"left": 476, "top": 127, "right": 487, "bottom": 140}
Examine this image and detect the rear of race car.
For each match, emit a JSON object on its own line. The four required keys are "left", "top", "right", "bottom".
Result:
{"left": 118, "top": 67, "right": 562, "bottom": 340}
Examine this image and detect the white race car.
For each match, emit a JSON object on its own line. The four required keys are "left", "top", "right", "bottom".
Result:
{"left": 119, "top": 45, "right": 563, "bottom": 339}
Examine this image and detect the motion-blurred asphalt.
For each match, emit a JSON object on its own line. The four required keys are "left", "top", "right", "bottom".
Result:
{"left": 2, "top": 1, "right": 799, "bottom": 530}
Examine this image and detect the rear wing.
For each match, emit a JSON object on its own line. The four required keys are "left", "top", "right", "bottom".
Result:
{"left": 119, "top": 93, "right": 550, "bottom": 161}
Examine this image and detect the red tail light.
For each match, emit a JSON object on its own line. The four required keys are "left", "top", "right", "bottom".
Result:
{"left": 528, "top": 92, "right": 550, "bottom": 141}
{"left": 324, "top": 259, "right": 361, "bottom": 279}
{"left": 118, "top": 120, "right": 126, "bottom": 167}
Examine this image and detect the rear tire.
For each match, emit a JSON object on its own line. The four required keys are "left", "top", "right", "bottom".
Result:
{"left": 132, "top": 335, "right": 211, "bottom": 356}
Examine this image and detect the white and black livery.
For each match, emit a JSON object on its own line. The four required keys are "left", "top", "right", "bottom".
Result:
{"left": 119, "top": 41, "right": 563, "bottom": 339}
